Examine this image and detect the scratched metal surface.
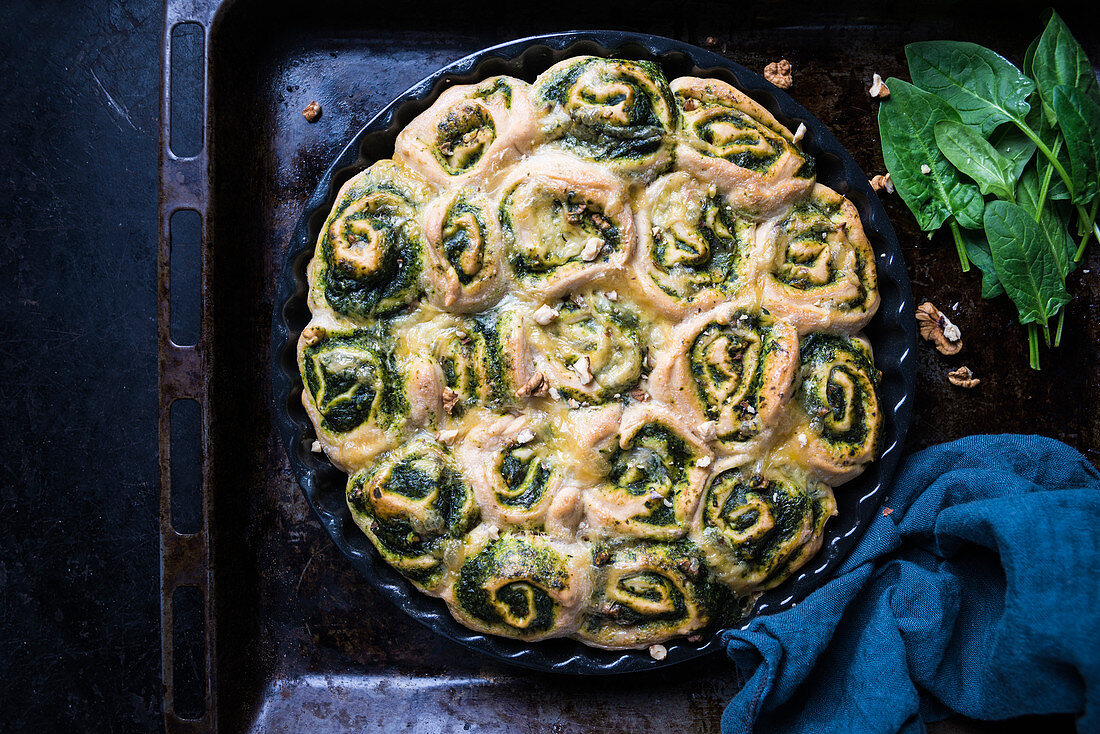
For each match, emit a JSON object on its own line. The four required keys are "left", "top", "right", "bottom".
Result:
{"left": 0, "top": 0, "right": 1096, "bottom": 732}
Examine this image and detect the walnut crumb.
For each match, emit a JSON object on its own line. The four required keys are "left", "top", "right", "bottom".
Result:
{"left": 916, "top": 302, "right": 963, "bottom": 355}
{"left": 763, "top": 59, "right": 792, "bottom": 89}
{"left": 302, "top": 100, "right": 322, "bottom": 122}
{"left": 695, "top": 420, "right": 717, "bottom": 441}
{"left": 792, "top": 122, "right": 806, "bottom": 144}
{"left": 703, "top": 36, "right": 721, "bottom": 49}
{"left": 515, "top": 372, "right": 548, "bottom": 398}
{"left": 687, "top": 633, "right": 704, "bottom": 643}
{"left": 301, "top": 325, "right": 326, "bottom": 346}
{"left": 870, "top": 173, "right": 894, "bottom": 194}
{"left": 310, "top": 440, "right": 322, "bottom": 453}
{"left": 533, "top": 304, "right": 559, "bottom": 325}
{"left": 947, "top": 366, "right": 981, "bottom": 388}
{"left": 920, "top": 164, "right": 932, "bottom": 175}
{"left": 868, "top": 73, "right": 890, "bottom": 99}
{"left": 695, "top": 455, "right": 712, "bottom": 468}
{"left": 580, "top": 236, "right": 604, "bottom": 262}
{"left": 515, "top": 428, "right": 536, "bottom": 445}
{"left": 570, "top": 356, "right": 593, "bottom": 385}
{"left": 549, "top": 386, "right": 562, "bottom": 401}
{"left": 441, "top": 387, "right": 460, "bottom": 415}
{"left": 630, "top": 387, "right": 651, "bottom": 403}
{"left": 649, "top": 644, "right": 668, "bottom": 661}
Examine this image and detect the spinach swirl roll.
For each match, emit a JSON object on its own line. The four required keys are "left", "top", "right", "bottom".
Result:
{"left": 577, "top": 540, "right": 716, "bottom": 649}
{"left": 633, "top": 171, "right": 759, "bottom": 317}
{"left": 310, "top": 161, "right": 432, "bottom": 321}
{"left": 672, "top": 77, "right": 814, "bottom": 218}
{"left": 500, "top": 290, "right": 644, "bottom": 405}
{"left": 692, "top": 458, "right": 836, "bottom": 593}
{"left": 533, "top": 56, "right": 678, "bottom": 181}
{"left": 580, "top": 404, "right": 713, "bottom": 540}
{"left": 346, "top": 439, "right": 480, "bottom": 591}
{"left": 498, "top": 153, "right": 635, "bottom": 298}
{"left": 457, "top": 413, "right": 563, "bottom": 529}
{"left": 787, "top": 333, "right": 882, "bottom": 483}
{"left": 394, "top": 76, "right": 539, "bottom": 190}
{"left": 447, "top": 532, "right": 592, "bottom": 640}
{"left": 649, "top": 304, "right": 798, "bottom": 456}
{"left": 299, "top": 325, "right": 408, "bottom": 470}
{"left": 758, "top": 184, "right": 880, "bottom": 332}
{"left": 422, "top": 189, "right": 504, "bottom": 312}
{"left": 396, "top": 310, "right": 511, "bottom": 419}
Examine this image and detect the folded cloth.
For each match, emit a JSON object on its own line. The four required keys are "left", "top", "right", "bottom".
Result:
{"left": 721, "top": 434, "right": 1100, "bottom": 734}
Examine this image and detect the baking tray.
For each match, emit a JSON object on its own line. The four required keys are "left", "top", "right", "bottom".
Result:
{"left": 158, "top": 0, "right": 1096, "bottom": 731}
{"left": 269, "top": 32, "right": 914, "bottom": 675}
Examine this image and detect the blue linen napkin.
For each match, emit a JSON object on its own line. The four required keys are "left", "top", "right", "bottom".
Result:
{"left": 721, "top": 434, "right": 1100, "bottom": 734}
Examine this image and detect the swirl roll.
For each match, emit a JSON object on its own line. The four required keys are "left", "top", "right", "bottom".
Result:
{"left": 299, "top": 326, "right": 406, "bottom": 469}
{"left": 672, "top": 77, "right": 814, "bottom": 218}
{"left": 790, "top": 333, "right": 882, "bottom": 483}
{"left": 577, "top": 540, "right": 716, "bottom": 649}
{"left": 394, "top": 76, "right": 539, "bottom": 190}
{"left": 457, "top": 413, "right": 563, "bottom": 529}
{"left": 649, "top": 304, "right": 798, "bottom": 455}
{"left": 502, "top": 291, "right": 644, "bottom": 404}
{"left": 448, "top": 533, "right": 591, "bottom": 640}
{"left": 581, "top": 404, "right": 713, "bottom": 540}
{"left": 422, "top": 189, "right": 504, "bottom": 312}
{"left": 346, "top": 439, "right": 479, "bottom": 590}
{"left": 498, "top": 153, "right": 635, "bottom": 298}
{"left": 693, "top": 459, "right": 836, "bottom": 593}
{"left": 311, "top": 160, "right": 432, "bottom": 321}
{"left": 533, "top": 56, "right": 678, "bottom": 180}
{"left": 758, "top": 184, "right": 879, "bottom": 332}
{"left": 396, "top": 311, "right": 510, "bottom": 418}
{"left": 632, "top": 171, "right": 758, "bottom": 316}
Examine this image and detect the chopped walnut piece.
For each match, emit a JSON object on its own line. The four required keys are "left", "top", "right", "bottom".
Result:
{"left": 763, "top": 59, "right": 792, "bottom": 89}
{"left": 868, "top": 73, "right": 890, "bottom": 99}
{"left": 870, "top": 173, "right": 894, "bottom": 194}
{"left": 682, "top": 97, "right": 698, "bottom": 112}
{"left": 310, "top": 440, "right": 322, "bottom": 453}
{"left": 920, "top": 164, "right": 932, "bottom": 175}
{"left": 571, "top": 356, "right": 593, "bottom": 384}
{"left": 649, "top": 644, "right": 668, "bottom": 661}
{"left": 947, "top": 366, "right": 981, "bottom": 388}
{"left": 695, "top": 455, "right": 712, "bottom": 468}
{"left": 302, "top": 100, "right": 322, "bottom": 122}
{"left": 580, "top": 236, "right": 604, "bottom": 262}
{"left": 442, "top": 387, "right": 460, "bottom": 415}
{"left": 915, "top": 302, "right": 963, "bottom": 355}
{"left": 301, "top": 325, "right": 326, "bottom": 346}
{"left": 695, "top": 420, "right": 717, "bottom": 441}
{"left": 515, "top": 428, "right": 536, "bottom": 445}
{"left": 792, "top": 122, "right": 807, "bottom": 144}
{"left": 533, "top": 304, "right": 559, "bottom": 325}
{"left": 703, "top": 36, "right": 720, "bottom": 49}
{"left": 630, "top": 387, "right": 651, "bottom": 402}
{"left": 515, "top": 372, "right": 548, "bottom": 398}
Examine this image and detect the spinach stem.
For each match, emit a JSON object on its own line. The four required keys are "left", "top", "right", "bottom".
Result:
{"left": 1073, "top": 198, "right": 1099, "bottom": 261}
{"left": 1034, "top": 138, "right": 1059, "bottom": 222}
{"left": 1015, "top": 121, "right": 1075, "bottom": 198}
{"left": 1043, "top": 323, "right": 1052, "bottom": 347}
{"left": 1028, "top": 324, "right": 1040, "bottom": 370}
{"left": 948, "top": 219, "right": 970, "bottom": 272}
{"left": 1054, "top": 310, "right": 1065, "bottom": 348}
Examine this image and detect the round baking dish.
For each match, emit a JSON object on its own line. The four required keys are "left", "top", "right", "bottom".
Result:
{"left": 272, "top": 31, "right": 916, "bottom": 675}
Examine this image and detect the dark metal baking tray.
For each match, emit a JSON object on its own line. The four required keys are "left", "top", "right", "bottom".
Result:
{"left": 269, "top": 32, "right": 915, "bottom": 676}
{"left": 157, "top": 0, "right": 1098, "bottom": 730}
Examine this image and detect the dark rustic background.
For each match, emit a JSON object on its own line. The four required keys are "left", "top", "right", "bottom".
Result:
{"left": 0, "top": 1, "right": 1095, "bottom": 732}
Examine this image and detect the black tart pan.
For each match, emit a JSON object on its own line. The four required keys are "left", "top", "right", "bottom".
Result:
{"left": 272, "top": 31, "right": 916, "bottom": 675}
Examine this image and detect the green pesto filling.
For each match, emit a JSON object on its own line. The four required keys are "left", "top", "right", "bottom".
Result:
{"left": 434, "top": 103, "right": 496, "bottom": 175}
{"left": 441, "top": 198, "right": 489, "bottom": 286}
{"left": 501, "top": 188, "right": 622, "bottom": 278}
{"left": 799, "top": 334, "right": 878, "bottom": 448}
{"left": 496, "top": 445, "right": 553, "bottom": 510}
{"left": 302, "top": 331, "right": 406, "bottom": 434}
{"left": 320, "top": 183, "right": 422, "bottom": 319}
{"left": 650, "top": 195, "right": 748, "bottom": 300}
{"left": 708, "top": 471, "right": 809, "bottom": 572}
{"left": 688, "top": 318, "right": 774, "bottom": 439}
{"left": 455, "top": 537, "right": 567, "bottom": 633}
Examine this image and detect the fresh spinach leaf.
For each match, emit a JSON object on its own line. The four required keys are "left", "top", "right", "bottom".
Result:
{"left": 1051, "top": 84, "right": 1100, "bottom": 205}
{"left": 878, "top": 79, "right": 985, "bottom": 232}
{"left": 906, "top": 40, "right": 1035, "bottom": 136}
{"left": 961, "top": 228, "right": 1005, "bottom": 299}
{"left": 1017, "top": 167, "right": 1077, "bottom": 278}
{"left": 984, "top": 200, "right": 1071, "bottom": 326}
{"left": 988, "top": 123, "right": 1037, "bottom": 181}
{"left": 935, "top": 120, "right": 1016, "bottom": 199}
{"left": 1032, "top": 10, "right": 1100, "bottom": 120}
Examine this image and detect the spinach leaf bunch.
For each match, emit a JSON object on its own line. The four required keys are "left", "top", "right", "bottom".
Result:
{"left": 878, "top": 11, "right": 1100, "bottom": 369}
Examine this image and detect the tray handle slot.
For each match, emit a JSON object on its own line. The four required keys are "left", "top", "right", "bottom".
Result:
{"left": 160, "top": 4, "right": 220, "bottom": 731}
